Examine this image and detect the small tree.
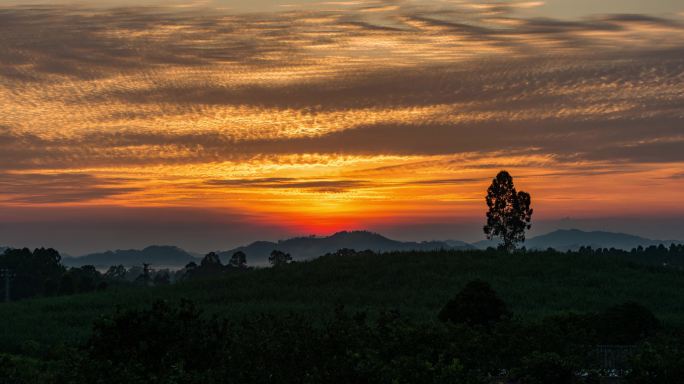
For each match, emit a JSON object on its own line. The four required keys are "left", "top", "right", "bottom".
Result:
{"left": 104, "top": 265, "right": 127, "bottom": 281}
{"left": 438, "top": 279, "right": 510, "bottom": 327}
{"left": 229, "top": 251, "right": 247, "bottom": 268}
{"left": 269, "top": 250, "right": 292, "bottom": 266}
{"left": 200, "top": 252, "right": 221, "bottom": 268}
{"left": 483, "top": 170, "right": 533, "bottom": 252}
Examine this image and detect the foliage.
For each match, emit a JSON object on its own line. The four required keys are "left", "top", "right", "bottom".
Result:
{"left": 230, "top": 251, "right": 247, "bottom": 268}
{"left": 0, "top": 247, "right": 680, "bottom": 382}
{"left": 2, "top": 248, "right": 684, "bottom": 357}
{"left": 438, "top": 279, "right": 510, "bottom": 327}
{"left": 103, "top": 265, "right": 127, "bottom": 281}
{"left": 626, "top": 333, "right": 684, "bottom": 384}
{"left": 269, "top": 250, "right": 292, "bottom": 266}
{"left": 46, "top": 298, "right": 679, "bottom": 384}
{"left": 509, "top": 351, "right": 576, "bottom": 384}
{"left": 0, "top": 248, "right": 65, "bottom": 300}
{"left": 593, "top": 302, "right": 662, "bottom": 345}
{"left": 0, "top": 353, "right": 54, "bottom": 384}
{"left": 484, "top": 171, "right": 533, "bottom": 251}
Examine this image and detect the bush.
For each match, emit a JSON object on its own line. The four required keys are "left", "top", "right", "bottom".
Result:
{"left": 510, "top": 351, "right": 576, "bottom": 384}
{"left": 438, "top": 279, "right": 511, "bottom": 327}
{"left": 626, "top": 335, "right": 684, "bottom": 384}
{"left": 594, "top": 302, "right": 661, "bottom": 344}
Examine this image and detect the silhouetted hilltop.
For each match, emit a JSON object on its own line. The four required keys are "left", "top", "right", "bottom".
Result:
{"left": 473, "top": 229, "right": 681, "bottom": 251}
{"left": 64, "top": 245, "right": 199, "bottom": 268}
{"left": 220, "top": 231, "right": 474, "bottom": 265}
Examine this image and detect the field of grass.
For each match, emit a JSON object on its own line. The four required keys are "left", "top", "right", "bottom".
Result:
{"left": 1, "top": 249, "right": 683, "bottom": 356}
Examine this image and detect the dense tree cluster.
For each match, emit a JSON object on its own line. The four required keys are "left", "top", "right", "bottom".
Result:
{"left": 438, "top": 279, "right": 511, "bottom": 327}
{"left": 0, "top": 248, "right": 64, "bottom": 300}
{"left": 576, "top": 244, "right": 684, "bottom": 267}
{"left": 3, "top": 287, "right": 668, "bottom": 384}
{"left": 0, "top": 246, "right": 683, "bottom": 383}
{"left": 0, "top": 248, "right": 178, "bottom": 301}
{"left": 269, "top": 250, "right": 292, "bottom": 266}
{"left": 183, "top": 251, "right": 252, "bottom": 280}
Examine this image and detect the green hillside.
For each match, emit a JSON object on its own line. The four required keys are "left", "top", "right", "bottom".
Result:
{"left": 1, "top": 249, "right": 683, "bottom": 356}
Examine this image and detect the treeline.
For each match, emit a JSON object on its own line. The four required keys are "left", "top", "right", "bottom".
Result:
{"left": 0, "top": 247, "right": 179, "bottom": 300}
{"left": 0, "top": 248, "right": 252, "bottom": 302}
{"left": 1, "top": 281, "right": 680, "bottom": 383}
{"left": 574, "top": 244, "right": 684, "bottom": 267}
{"left": 2, "top": 244, "right": 684, "bottom": 302}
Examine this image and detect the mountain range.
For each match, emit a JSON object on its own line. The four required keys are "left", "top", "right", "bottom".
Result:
{"left": 219, "top": 231, "right": 474, "bottom": 265}
{"left": 56, "top": 229, "right": 681, "bottom": 268}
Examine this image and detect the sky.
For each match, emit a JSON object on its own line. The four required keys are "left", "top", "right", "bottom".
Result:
{"left": 0, "top": 0, "right": 683, "bottom": 254}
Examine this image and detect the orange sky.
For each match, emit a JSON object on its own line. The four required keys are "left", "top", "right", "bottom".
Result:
{"left": 0, "top": 1, "right": 683, "bottom": 253}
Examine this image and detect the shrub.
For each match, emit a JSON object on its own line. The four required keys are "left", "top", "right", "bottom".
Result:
{"left": 438, "top": 279, "right": 511, "bottom": 327}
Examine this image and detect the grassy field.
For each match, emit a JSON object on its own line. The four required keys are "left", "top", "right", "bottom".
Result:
{"left": 1, "top": 249, "right": 683, "bottom": 356}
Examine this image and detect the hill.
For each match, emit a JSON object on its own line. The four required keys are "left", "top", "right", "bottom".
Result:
{"left": 219, "top": 230, "right": 474, "bottom": 265}
{"left": 63, "top": 245, "right": 199, "bottom": 268}
{"left": 473, "top": 229, "right": 681, "bottom": 251}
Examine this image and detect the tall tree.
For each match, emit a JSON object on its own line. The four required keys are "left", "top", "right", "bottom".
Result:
{"left": 104, "top": 265, "right": 127, "bottom": 281}
{"left": 269, "top": 250, "right": 292, "bottom": 266}
{"left": 483, "top": 171, "right": 533, "bottom": 252}
{"left": 229, "top": 251, "right": 247, "bottom": 268}
{"left": 200, "top": 252, "right": 221, "bottom": 268}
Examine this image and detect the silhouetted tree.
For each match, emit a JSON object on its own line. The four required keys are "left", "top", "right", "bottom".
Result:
{"left": 0, "top": 247, "right": 65, "bottom": 300}
{"left": 104, "top": 265, "right": 127, "bottom": 281}
{"left": 200, "top": 252, "right": 222, "bottom": 268}
{"left": 153, "top": 271, "right": 170, "bottom": 286}
{"left": 184, "top": 253, "right": 227, "bottom": 280}
{"left": 229, "top": 251, "right": 247, "bottom": 268}
{"left": 76, "top": 265, "right": 100, "bottom": 292}
{"left": 483, "top": 170, "right": 533, "bottom": 252}
{"left": 135, "top": 263, "right": 152, "bottom": 286}
{"left": 269, "top": 250, "right": 292, "bottom": 266}
{"left": 438, "top": 279, "right": 510, "bottom": 327}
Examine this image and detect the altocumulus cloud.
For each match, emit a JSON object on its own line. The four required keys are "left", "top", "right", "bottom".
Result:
{"left": 0, "top": 0, "right": 682, "bottom": 201}
{"left": 0, "top": 172, "right": 140, "bottom": 203}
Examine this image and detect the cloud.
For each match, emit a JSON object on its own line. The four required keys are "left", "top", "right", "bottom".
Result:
{"left": 664, "top": 172, "right": 684, "bottom": 180}
{"left": 0, "top": 2, "right": 682, "bottom": 203}
{"left": 0, "top": 172, "right": 140, "bottom": 203}
{"left": 207, "top": 177, "right": 371, "bottom": 192}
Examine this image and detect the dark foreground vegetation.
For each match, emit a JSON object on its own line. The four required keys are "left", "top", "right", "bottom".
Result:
{"left": 2, "top": 247, "right": 684, "bottom": 383}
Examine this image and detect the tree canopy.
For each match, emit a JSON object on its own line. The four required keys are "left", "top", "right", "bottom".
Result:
{"left": 269, "top": 250, "right": 292, "bottom": 266}
{"left": 438, "top": 279, "right": 511, "bottom": 327}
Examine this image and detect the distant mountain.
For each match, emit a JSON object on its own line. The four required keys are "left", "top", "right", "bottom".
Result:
{"left": 63, "top": 245, "right": 199, "bottom": 268}
{"left": 473, "top": 229, "right": 681, "bottom": 251}
{"left": 220, "top": 231, "right": 474, "bottom": 265}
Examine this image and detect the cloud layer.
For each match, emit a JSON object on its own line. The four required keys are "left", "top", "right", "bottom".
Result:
{"left": 0, "top": 1, "right": 682, "bottom": 251}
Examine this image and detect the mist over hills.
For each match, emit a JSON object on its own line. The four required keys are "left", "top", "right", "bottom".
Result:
{"left": 473, "top": 229, "right": 682, "bottom": 251}
{"left": 57, "top": 229, "right": 682, "bottom": 268}
{"left": 62, "top": 245, "right": 199, "bottom": 268}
